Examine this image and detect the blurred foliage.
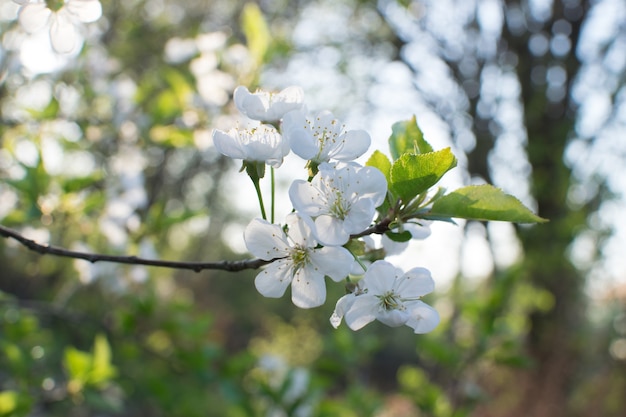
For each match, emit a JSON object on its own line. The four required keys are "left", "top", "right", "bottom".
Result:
{"left": 0, "top": 0, "right": 625, "bottom": 416}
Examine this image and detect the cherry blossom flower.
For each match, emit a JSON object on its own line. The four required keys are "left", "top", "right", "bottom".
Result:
{"left": 282, "top": 110, "right": 371, "bottom": 164}
{"left": 289, "top": 162, "right": 387, "bottom": 246}
{"left": 212, "top": 124, "right": 289, "bottom": 168}
{"left": 15, "top": 0, "right": 102, "bottom": 54}
{"left": 244, "top": 213, "right": 354, "bottom": 308}
{"left": 234, "top": 86, "right": 304, "bottom": 122}
{"left": 330, "top": 260, "right": 440, "bottom": 333}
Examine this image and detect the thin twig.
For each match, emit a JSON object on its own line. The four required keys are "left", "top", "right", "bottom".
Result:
{"left": 0, "top": 224, "right": 272, "bottom": 273}
{"left": 0, "top": 216, "right": 393, "bottom": 273}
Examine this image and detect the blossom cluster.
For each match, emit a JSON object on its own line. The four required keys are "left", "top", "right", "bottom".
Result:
{"left": 13, "top": 0, "right": 102, "bottom": 54}
{"left": 213, "top": 86, "right": 440, "bottom": 334}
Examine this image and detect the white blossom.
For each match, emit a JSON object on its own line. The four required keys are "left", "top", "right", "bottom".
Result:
{"left": 244, "top": 213, "right": 354, "bottom": 308}
{"left": 330, "top": 260, "right": 440, "bottom": 333}
{"left": 234, "top": 85, "right": 304, "bottom": 122}
{"left": 15, "top": 0, "right": 102, "bottom": 54}
{"left": 282, "top": 110, "right": 371, "bottom": 164}
{"left": 289, "top": 162, "right": 387, "bottom": 246}
{"left": 212, "top": 124, "right": 289, "bottom": 168}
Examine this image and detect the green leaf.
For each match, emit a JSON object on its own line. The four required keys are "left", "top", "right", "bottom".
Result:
{"left": 0, "top": 391, "right": 18, "bottom": 414}
{"left": 366, "top": 150, "right": 392, "bottom": 183}
{"left": 149, "top": 125, "right": 194, "bottom": 147}
{"left": 390, "top": 148, "right": 457, "bottom": 203}
{"left": 429, "top": 184, "right": 548, "bottom": 223}
{"left": 385, "top": 230, "right": 412, "bottom": 242}
{"left": 241, "top": 3, "right": 270, "bottom": 66}
{"left": 64, "top": 346, "right": 92, "bottom": 384}
{"left": 90, "top": 334, "right": 117, "bottom": 386}
{"left": 388, "top": 116, "right": 433, "bottom": 160}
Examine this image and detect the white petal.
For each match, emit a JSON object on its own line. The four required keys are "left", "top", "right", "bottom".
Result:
{"left": 332, "top": 129, "right": 371, "bottom": 161}
{"left": 289, "top": 180, "right": 325, "bottom": 217}
{"left": 244, "top": 218, "right": 290, "bottom": 260}
{"left": 233, "top": 86, "right": 251, "bottom": 111}
{"left": 377, "top": 309, "right": 410, "bottom": 327}
{"left": 212, "top": 129, "right": 246, "bottom": 160}
{"left": 361, "top": 261, "right": 399, "bottom": 295}
{"left": 289, "top": 128, "right": 318, "bottom": 160}
{"left": 291, "top": 267, "right": 326, "bottom": 308}
{"left": 342, "top": 198, "right": 375, "bottom": 235}
{"left": 349, "top": 166, "right": 387, "bottom": 207}
{"left": 310, "top": 246, "right": 353, "bottom": 281}
{"left": 234, "top": 87, "right": 271, "bottom": 120}
{"left": 267, "top": 86, "right": 304, "bottom": 119}
{"left": 313, "top": 215, "right": 349, "bottom": 246}
{"left": 344, "top": 296, "right": 378, "bottom": 330}
{"left": 281, "top": 108, "right": 306, "bottom": 132}
{"left": 405, "top": 301, "right": 440, "bottom": 334}
{"left": 315, "top": 111, "right": 337, "bottom": 132}
{"left": 50, "top": 11, "right": 78, "bottom": 53}
{"left": 18, "top": 4, "right": 51, "bottom": 33}
{"left": 397, "top": 267, "right": 435, "bottom": 298}
{"left": 330, "top": 294, "right": 356, "bottom": 328}
{"left": 65, "top": 0, "right": 102, "bottom": 22}
{"left": 284, "top": 213, "right": 315, "bottom": 247}
{"left": 255, "top": 260, "right": 293, "bottom": 298}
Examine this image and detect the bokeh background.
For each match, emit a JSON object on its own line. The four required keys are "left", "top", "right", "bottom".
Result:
{"left": 1, "top": 0, "right": 625, "bottom": 416}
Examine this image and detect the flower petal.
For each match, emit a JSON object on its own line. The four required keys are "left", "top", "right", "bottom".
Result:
{"left": 212, "top": 129, "right": 247, "bottom": 160}
{"left": 18, "top": 3, "right": 51, "bottom": 33}
{"left": 347, "top": 166, "right": 387, "bottom": 207}
{"left": 234, "top": 86, "right": 270, "bottom": 120}
{"left": 244, "top": 218, "right": 290, "bottom": 260}
{"left": 376, "top": 309, "right": 410, "bottom": 327}
{"left": 342, "top": 198, "right": 375, "bottom": 235}
{"left": 310, "top": 246, "right": 353, "bottom": 281}
{"left": 291, "top": 267, "right": 326, "bottom": 308}
{"left": 344, "top": 295, "right": 378, "bottom": 330}
{"left": 284, "top": 212, "right": 316, "bottom": 247}
{"left": 50, "top": 11, "right": 78, "bottom": 53}
{"left": 332, "top": 129, "right": 371, "bottom": 161}
{"left": 289, "top": 180, "right": 325, "bottom": 217}
{"left": 313, "top": 214, "right": 350, "bottom": 246}
{"left": 396, "top": 267, "right": 435, "bottom": 298}
{"left": 330, "top": 293, "right": 356, "bottom": 328}
{"left": 268, "top": 86, "right": 304, "bottom": 120}
{"left": 288, "top": 128, "right": 318, "bottom": 160}
{"left": 405, "top": 301, "right": 440, "bottom": 334}
{"left": 255, "top": 260, "right": 293, "bottom": 298}
{"left": 66, "top": 0, "right": 102, "bottom": 22}
{"left": 361, "top": 261, "right": 400, "bottom": 295}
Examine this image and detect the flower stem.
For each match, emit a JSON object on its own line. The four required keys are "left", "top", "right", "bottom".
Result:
{"left": 270, "top": 166, "right": 276, "bottom": 223}
{"left": 251, "top": 176, "right": 267, "bottom": 220}
{"left": 245, "top": 161, "right": 268, "bottom": 220}
{"left": 346, "top": 247, "right": 368, "bottom": 274}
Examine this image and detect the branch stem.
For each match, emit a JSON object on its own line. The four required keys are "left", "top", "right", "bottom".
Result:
{"left": 0, "top": 224, "right": 273, "bottom": 273}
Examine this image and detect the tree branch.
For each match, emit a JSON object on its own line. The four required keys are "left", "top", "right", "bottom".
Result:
{"left": 0, "top": 216, "right": 394, "bottom": 273}
{"left": 0, "top": 224, "right": 272, "bottom": 273}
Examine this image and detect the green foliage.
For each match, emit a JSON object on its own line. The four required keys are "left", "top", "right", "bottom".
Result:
{"left": 63, "top": 334, "right": 117, "bottom": 393}
{"left": 388, "top": 116, "right": 433, "bottom": 159}
{"left": 389, "top": 148, "right": 457, "bottom": 203}
{"left": 429, "top": 184, "right": 548, "bottom": 223}
{"left": 242, "top": 3, "right": 271, "bottom": 67}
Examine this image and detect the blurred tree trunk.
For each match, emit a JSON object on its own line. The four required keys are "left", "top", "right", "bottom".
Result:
{"left": 469, "top": 1, "right": 590, "bottom": 415}
{"left": 500, "top": 2, "right": 588, "bottom": 416}
{"left": 384, "top": 0, "right": 594, "bottom": 414}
